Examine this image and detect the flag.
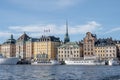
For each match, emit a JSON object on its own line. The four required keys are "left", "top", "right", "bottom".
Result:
{"left": 44, "top": 29, "right": 50, "bottom": 32}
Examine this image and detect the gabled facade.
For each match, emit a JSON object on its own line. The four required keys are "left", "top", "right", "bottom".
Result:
{"left": 83, "top": 32, "right": 96, "bottom": 56}
{"left": 16, "top": 32, "right": 30, "bottom": 59}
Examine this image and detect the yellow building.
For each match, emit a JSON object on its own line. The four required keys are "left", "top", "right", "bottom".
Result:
{"left": 1, "top": 34, "right": 16, "bottom": 57}
{"left": 33, "top": 36, "right": 60, "bottom": 61}
{"left": 95, "top": 46, "right": 106, "bottom": 59}
{"left": 95, "top": 38, "right": 117, "bottom": 60}
{"left": 26, "top": 38, "right": 38, "bottom": 60}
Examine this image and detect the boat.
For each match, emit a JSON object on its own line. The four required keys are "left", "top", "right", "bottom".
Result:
{"left": 108, "top": 58, "right": 120, "bottom": 66}
{"left": 0, "top": 54, "right": 19, "bottom": 65}
{"left": 31, "top": 60, "right": 60, "bottom": 65}
{"left": 65, "top": 56, "right": 105, "bottom": 65}
{"left": 65, "top": 59, "right": 105, "bottom": 65}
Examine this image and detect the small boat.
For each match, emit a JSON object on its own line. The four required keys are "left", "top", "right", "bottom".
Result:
{"left": 31, "top": 60, "right": 60, "bottom": 65}
{"left": 108, "top": 59, "right": 119, "bottom": 66}
{"left": 0, "top": 54, "right": 19, "bottom": 65}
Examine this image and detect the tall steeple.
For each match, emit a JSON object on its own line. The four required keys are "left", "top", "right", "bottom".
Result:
{"left": 64, "top": 20, "right": 70, "bottom": 43}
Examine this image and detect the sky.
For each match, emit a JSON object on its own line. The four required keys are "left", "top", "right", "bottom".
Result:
{"left": 0, "top": 0, "right": 120, "bottom": 43}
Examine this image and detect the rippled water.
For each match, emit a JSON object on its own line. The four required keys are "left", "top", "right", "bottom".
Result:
{"left": 0, "top": 65, "right": 120, "bottom": 80}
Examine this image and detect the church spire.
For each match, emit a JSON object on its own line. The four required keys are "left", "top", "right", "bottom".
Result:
{"left": 64, "top": 20, "right": 70, "bottom": 43}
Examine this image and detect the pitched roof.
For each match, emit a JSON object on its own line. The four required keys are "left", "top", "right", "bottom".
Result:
{"left": 17, "top": 32, "right": 30, "bottom": 41}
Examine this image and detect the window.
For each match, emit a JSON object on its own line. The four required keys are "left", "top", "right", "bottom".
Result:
{"left": 110, "top": 50, "right": 111, "bottom": 52}
{"left": 110, "top": 54, "right": 112, "bottom": 56}
{"left": 88, "top": 53, "right": 90, "bottom": 55}
{"left": 91, "top": 52, "right": 93, "bottom": 55}
{"left": 68, "top": 51, "right": 69, "bottom": 53}
{"left": 106, "top": 54, "right": 108, "bottom": 56}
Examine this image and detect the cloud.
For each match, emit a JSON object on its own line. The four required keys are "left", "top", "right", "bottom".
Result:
{"left": 9, "top": 21, "right": 102, "bottom": 37}
{"left": 69, "top": 21, "right": 101, "bottom": 34}
{"left": 105, "top": 27, "right": 120, "bottom": 34}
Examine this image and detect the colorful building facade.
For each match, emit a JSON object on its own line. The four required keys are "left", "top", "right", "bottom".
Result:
{"left": 33, "top": 36, "right": 60, "bottom": 61}
{"left": 57, "top": 42, "right": 82, "bottom": 61}
{"left": 83, "top": 32, "right": 96, "bottom": 56}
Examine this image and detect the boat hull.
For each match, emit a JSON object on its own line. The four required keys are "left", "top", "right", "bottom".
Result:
{"left": 31, "top": 60, "right": 60, "bottom": 65}
{"left": 65, "top": 60, "right": 105, "bottom": 65}
{"left": 108, "top": 59, "right": 119, "bottom": 66}
{"left": 0, "top": 57, "right": 19, "bottom": 65}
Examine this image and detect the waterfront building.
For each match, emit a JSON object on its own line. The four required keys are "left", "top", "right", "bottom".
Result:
{"left": 26, "top": 38, "right": 39, "bottom": 60}
{"left": 95, "top": 38, "right": 117, "bottom": 60}
{"left": 16, "top": 32, "right": 30, "bottom": 59}
{"left": 33, "top": 36, "right": 60, "bottom": 61}
{"left": 113, "top": 40, "right": 120, "bottom": 59}
{"left": 1, "top": 34, "right": 16, "bottom": 57}
{"left": 57, "top": 42, "right": 82, "bottom": 61}
{"left": 83, "top": 32, "right": 97, "bottom": 56}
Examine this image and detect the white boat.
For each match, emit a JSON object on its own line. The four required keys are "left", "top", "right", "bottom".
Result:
{"left": 65, "top": 59, "right": 105, "bottom": 65}
{"left": 108, "top": 59, "right": 120, "bottom": 66}
{"left": 65, "top": 56, "right": 105, "bottom": 65}
{"left": 31, "top": 60, "right": 60, "bottom": 65}
{"left": 0, "top": 54, "right": 19, "bottom": 65}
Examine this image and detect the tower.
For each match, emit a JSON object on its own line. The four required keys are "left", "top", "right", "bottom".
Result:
{"left": 11, "top": 34, "right": 13, "bottom": 39}
{"left": 64, "top": 20, "right": 70, "bottom": 43}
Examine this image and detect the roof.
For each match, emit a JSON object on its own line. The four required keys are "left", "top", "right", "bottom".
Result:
{"left": 27, "top": 38, "right": 39, "bottom": 42}
{"left": 17, "top": 32, "right": 30, "bottom": 41}
{"left": 3, "top": 34, "right": 16, "bottom": 44}
{"left": 58, "top": 42, "right": 80, "bottom": 48}
{"left": 39, "top": 36, "right": 60, "bottom": 42}
{"left": 95, "top": 38, "right": 115, "bottom": 47}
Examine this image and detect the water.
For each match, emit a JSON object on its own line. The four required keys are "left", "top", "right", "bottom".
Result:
{"left": 0, "top": 65, "right": 120, "bottom": 80}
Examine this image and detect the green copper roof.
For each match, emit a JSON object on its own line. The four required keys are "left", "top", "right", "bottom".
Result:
{"left": 58, "top": 42, "right": 79, "bottom": 48}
